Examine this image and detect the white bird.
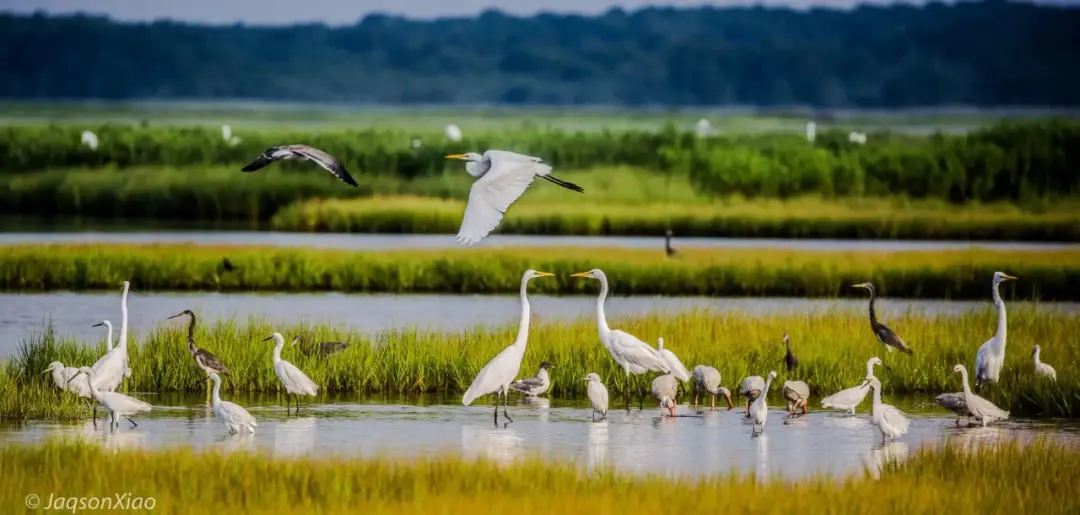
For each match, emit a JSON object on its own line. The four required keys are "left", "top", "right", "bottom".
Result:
{"left": 695, "top": 118, "right": 716, "bottom": 138}
{"left": 43, "top": 361, "right": 91, "bottom": 398}
{"left": 68, "top": 366, "right": 151, "bottom": 430}
{"left": 265, "top": 332, "right": 320, "bottom": 414}
{"left": 861, "top": 376, "right": 910, "bottom": 443}
{"left": 749, "top": 371, "right": 777, "bottom": 434}
{"left": 445, "top": 151, "right": 584, "bottom": 245}
{"left": 241, "top": 145, "right": 358, "bottom": 187}
{"left": 821, "top": 357, "right": 889, "bottom": 414}
{"left": 740, "top": 375, "right": 765, "bottom": 417}
{"left": 81, "top": 130, "right": 98, "bottom": 150}
{"left": 656, "top": 337, "right": 691, "bottom": 382}
{"left": 571, "top": 269, "right": 671, "bottom": 411}
{"left": 410, "top": 138, "right": 422, "bottom": 149}
{"left": 806, "top": 121, "right": 817, "bottom": 142}
{"left": 782, "top": 380, "right": 810, "bottom": 415}
{"left": 207, "top": 372, "right": 257, "bottom": 434}
{"left": 848, "top": 131, "right": 867, "bottom": 145}
{"left": 691, "top": 365, "right": 733, "bottom": 411}
{"left": 975, "top": 272, "right": 1017, "bottom": 387}
{"left": 444, "top": 123, "right": 463, "bottom": 142}
{"left": 951, "top": 364, "right": 1009, "bottom": 426}
{"left": 90, "top": 281, "right": 131, "bottom": 392}
{"left": 221, "top": 124, "right": 241, "bottom": 146}
{"left": 92, "top": 320, "right": 114, "bottom": 352}
{"left": 509, "top": 361, "right": 553, "bottom": 397}
{"left": 462, "top": 270, "right": 553, "bottom": 424}
{"left": 583, "top": 373, "right": 609, "bottom": 421}
{"left": 1031, "top": 345, "right": 1057, "bottom": 381}
{"left": 652, "top": 373, "right": 679, "bottom": 417}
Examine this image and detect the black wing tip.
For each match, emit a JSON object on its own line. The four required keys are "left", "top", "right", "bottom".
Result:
{"left": 241, "top": 156, "right": 271, "bottom": 172}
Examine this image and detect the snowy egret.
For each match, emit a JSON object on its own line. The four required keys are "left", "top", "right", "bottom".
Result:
{"left": 690, "top": 365, "right": 733, "bottom": 410}
{"left": 852, "top": 283, "right": 913, "bottom": 355}
{"left": 43, "top": 361, "right": 91, "bottom": 397}
{"left": 265, "top": 332, "right": 320, "bottom": 414}
{"left": 656, "top": 337, "right": 691, "bottom": 382}
{"left": 81, "top": 130, "right": 98, "bottom": 150}
{"left": 584, "top": 373, "right": 609, "bottom": 421}
{"left": 782, "top": 380, "right": 810, "bottom": 415}
{"left": 749, "top": 371, "right": 777, "bottom": 434}
{"left": 1031, "top": 345, "right": 1057, "bottom": 381}
{"left": 446, "top": 151, "right": 584, "bottom": 245}
{"left": 950, "top": 364, "right": 1009, "bottom": 426}
{"left": 241, "top": 145, "right": 358, "bottom": 187}
{"left": 462, "top": 270, "right": 552, "bottom": 425}
{"left": 509, "top": 361, "right": 553, "bottom": 397}
{"left": 167, "top": 310, "right": 231, "bottom": 397}
{"left": 860, "top": 376, "right": 910, "bottom": 442}
{"left": 571, "top": 269, "right": 671, "bottom": 412}
{"left": 90, "top": 281, "right": 131, "bottom": 391}
{"left": 740, "top": 375, "right": 765, "bottom": 417}
{"left": 783, "top": 333, "right": 798, "bottom": 372}
{"left": 975, "top": 272, "right": 1017, "bottom": 386}
{"left": 652, "top": 373, "right": 678, "bottom": 417}
{"left": 92, "top": 320, "right": 114, "bottom": 352}
{"left": 208, "top": 372, "right": 257, "bottom": 434}
{"left": 821, "top": 357, "right": 889, "bottom": 414}
{"left": 67, "top": 366, "right": 151, "bottom": 430}
{"left": 445, "top": 124, "right": 463, "bottom": 142}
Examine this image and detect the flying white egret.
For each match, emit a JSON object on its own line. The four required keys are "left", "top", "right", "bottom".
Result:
{"left": 934, "top": 392, "right": 974, "bottom": 425}
{"left": 81, "top": 130, "right": 98, "bottom": 150}
{"left": 852, "top": 283, "right": 914, "bottom": 355}
{"left": 265, "top": 332, "right": 320, "bottom": 414}
{"left": 571, "top": 269, "right": 671, "bottom": 412}
{"left": 740, "top": 375, "right": 765, "bottom": 417}
{"left": 67, "top": 366, "right": 151, "bottom": 430}
{"left": 783, "top": 333, "right": 798, "bottom": 372}
{"left": 951, "top": 364, "right": 1009, "bottom": 426}
{"left": 463, "top": 270, "right": 552, "bottom": 425}
{"left": 90, "top": 281, "right": 131, "bottom": 391}
{"left": 221, "top": 125, "right": 241, "bottom": 146}
{"left": 167, "top": 310, "right": 231, "bottom": 397}
{"left": 652, "top": 373, "right": 679, "bottom": 417}
{"left": 1031, "top": 345, "right": 1057, "bottom": 381}
{"left": 241, "top": 145, "right": 358, "bottom": 186}
{"left": 691, "top": 365, "right": 733, "bottom": 411}
{"left": 509, "top": 361, "right": 553, "bottom": 397}
{"left": 749, "top": 371, "right": 777, "bottom": 435}
{"left": 975, "top": 272, "right": 1017, "bottom": 387}
{"left": 445, "top": 151, "right": 584, "bottom": 245}
{"left": 656, "top": 337, "right": 691, "bottom": 382}
{"left": 584, "top": 373, "right": 609, "bottom": 421}
{"left": 782, "top": 380, "right": 810, "bottom": 415}
{"left": 92, "top": 320, "right": 114, "bottom": 352}
{"left": 207, "top": 372, "right": 257, "bottom": 434}
{"left": 860, "top": 376, "right": 910, "bottom": 443}
{"left": 821, "top": 357, "right": 889, "bottom": 414}
{"left": 444, "top": 123, "right": 463, "bottom": 142}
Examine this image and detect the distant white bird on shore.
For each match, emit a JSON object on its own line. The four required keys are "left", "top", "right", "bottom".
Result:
{"left": 221, "top": 125, "right": 241, "bottom": 146}
{"left": 806, "top": 121, "right": 817, "bottom": 142}
{"left": 584, "top": 373, "right": 609, "bottom": 421}
{"left": 445, "top": 124, "right": 463, "bottom": 141}
{"left": 695, "top": 118, "right": 716, "bottom": 138}
{"left": 1032, "top": 345, "right": 1057, "bottom": 381}
{"left": 848, "top": 131, "right": 867, "bottom": 145}
{"left": 81, "top": 130, "right": 98, "bottom": 150}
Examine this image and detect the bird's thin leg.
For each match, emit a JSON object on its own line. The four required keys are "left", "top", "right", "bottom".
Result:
{"left": 625, "top": 372, "right": 632, "bottom": 413}
{"left": 296, "top": 395, "right": 301, "bottom": 414}
{"left": 125, "top": 416, "right": 138, "bottom": 428}
{"left": 502, "top": 390, "right": 514, "bottom": 423}
{"left": 694, "top": 393, "right": 699, "bottom": 410}
{"left": 493, "top": 395, "right": 499, "bottom": 427}
{"left": 637, "top": 378, "right": 644, "bottom": 411}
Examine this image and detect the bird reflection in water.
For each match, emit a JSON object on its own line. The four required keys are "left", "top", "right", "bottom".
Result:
{"left": 461, "top": 425, "right": 524, "bottom": 466}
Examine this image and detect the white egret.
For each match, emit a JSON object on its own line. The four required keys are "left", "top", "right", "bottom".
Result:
{"left": 741, "top": 375, "right": 765, "bottom": 417}
{"left": 509, "top": 361, "right": 553, "bottom": 397}
{"left": 265, "top": 332, "right": 320, "bottom": 414}
{"left": 444, "top": 123, "right": 463, "bottom": 142}
{"left": 694, "top": 118, "right": 716, "bottom": 138}
{"left": 860, "top": 376, "right": 910, "bottom": 443}
{"left": 43, "top": 361, "right": 91, "bottom": 398}
{"left": 167, "top": 310, "right": 231, "bottom": 396}
{"left": 411, "top": 138, "right": 423, "bottom": 149}
{"left": 571, "top": 269, "right": 671, "bottom": 411}
{"left": 690, "top": 365, "right": 733, "bottom": 411}
{"left": 652, "top": 373, "right": 679, "bottom": 417}
{"left": 241, "top": 145, "right": 358, "bottom": 187}
{"left": 656, "top": 337, "right": 691, "bottom": 382}
{"left": 1031, "top": 345, "right": 1057, "bottom": 381}
{"left": 221, "top": 124, "right": 241, "bottom": 146}
{"left": 92, "top": 320, "right": 114, "bottom": 352}
{"left": 68, "top": 366, "right": 151, "bottom": 430}
{"left": 951, "top": 364, "right": 1009, "bottom": 426}
{"left": 208, "top": 372, "right": 257, "bottom": 434}
{"left": 81, "top": 130, "right": 98, "bottom": 150}
{"left": 749, "top": 371, "right": 777, "bottom": 434}
{"left": 848, "top": 131, "right": 867, "bottom": 145}
{"left": 463, "top": 270, "right": 552, "bottom": 424}
{"left": 445, "top": 151, "right": 584, "bottom": 245}
{"left": 821, "top": 357, "right": 889, "bottom": 414}
{"left": 805, "top": 121, "right": 816, "bottom": 142}
{"left": 782, "top": 380, "right": 810, "bottom": 415}
{"left": 783, "top": 333, "right": 798, "bottom": 372}
{"left": 851, "top": 283, "right": 914, "bottom": 355}
{"left": 90, "top": 281, "right": 131, "bottom": 391}
{"left": 584, "top": 373, "right": 609, "bottom": 421}
{"left": 934, "top": 392, "right": 974, "bottom": 425}
{"left": 974, "top": 272, "right": 1017, "bottom": 387}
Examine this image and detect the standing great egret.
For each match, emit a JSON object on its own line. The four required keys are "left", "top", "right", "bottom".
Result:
{"left": 81, "top": 130, "right": 98, "bottom": 150}
{"left": 783, "top": 333, "right": 798, "bottom": 372}
{"left": 656, "top": 338, "right": 691, "bottom": 382}
{"left": 782, "top": 380, "right": 810, "bottom": 415}
{"left": 509, "top": 361, "right": 553, "bottom": 397}
{"left": 691, "top": 365, "right": 733, "bottom": 410}
{"left": 265, "top": 332, "right": 320, "bottom": 414}
{"left": 445, "top": 151, "right": 584, "bottom": 245}
{"left": 167, "top": 310, "right": 231, "bottom": 397}
{"left": 208, "top": 372, "right": 257, "bottom": 434}
{"left": 241, "top": 145, "right": 358, "bottom": 187}
{"left": 950, "top": 364, "right": 1009, "bottom": 426}
{"left": 974, "top": 272, "right": 1017, "bottom": 387}
{"left": 1031, "top": 345, "right": 1057, "bottom": 381}
{"left": 571, "top": 269, "right": 671, "bottom": 412}
{"left": 851, "top": 283, "right": 914, "bottom": 355}
{"left": 92, "top": 320, "right": 114, "bottom": 352}
{"left": 67, "top": 366, "right": 151, "bottom": 430}
{"left": 445, "top": 124, "right": 463, "bottom": 142}
{"left": 463, "top": 270, "right": 553, "bottom": 425}
{"left": 740, "top": 375, "right": 765, "bottom": 417}
{"left": 749, "top": 371, "right": 777, "bottom": 435}
{"left": 652, "top": 373, "right": 678, "bottom": 417}
{"left": 861, "top": 376, "right": 910, "bottom": 442}
{"left": 820, "top": 357, "right": 889, "bottom": 414}
{"left": 584, "top": 373, "right": 609, "bottom": 421}
{"left": 90, "top": 281, "right": 131, "bottom": 391}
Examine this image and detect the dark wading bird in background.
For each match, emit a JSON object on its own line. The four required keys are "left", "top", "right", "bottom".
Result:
{"left": 291, "top": 335, "right": 350, "bottom": 357}
{"left": 851, "top": 282, "right": 914, "bottom": 355}
{"left": 167, "top": 310, "right": 232, "bottom": 398}
{"left": 783, "top": 333, "right": 798, "bottom": 372}
{"left": 241, "top": 144, "right": 358, "bottom": 187}
{"left": 665, "top": 229, "right": 678, "bottom": 257}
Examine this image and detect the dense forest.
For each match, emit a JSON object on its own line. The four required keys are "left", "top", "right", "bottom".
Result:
{"left": 1, "top": 1, "right": 1079, "bottom": 106}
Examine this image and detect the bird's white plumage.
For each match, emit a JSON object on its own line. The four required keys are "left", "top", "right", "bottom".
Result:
{"left": 45, "top": 361, "right": 91, "bottom": 397}
{"left": 749, "top": 371, "right": 777, "bottom": 432}
{"left": 584, "top": 373, "right": 609, "bottom": 418}
{"left": 1032, "top": 345, "right": 1057, "bottom": 381}
{"left": 70, "top": 366, "right": 151, "bottom": 427}
{"left": 820, "top": 357, "right": 885, "bottom": 413}
{"left": 81, "top": 130, "right": 98, "bottom": 150}
{"left": 952, "top": 364, "right": 1009, "bottom": 426}
{"left": 575, "top": 269, "right": 670, "bottom": 377}
{"left": 90, "top": 281, "right": 131, "bottom": 391}
{"left": 209, "top": 372, "right": 257, "bottom": 434}
{"left": 656, "top": 337, "right": 691, "bottom": 382}
{"left": 974, "top": 272, "right": 1015, "bottom": 386}
{"left": 692, "top": 365, "right": 722, "bottom": 395}
{"left": 652, "top": 373, "right": 678, "bottom": 416}
{"left": 863, "top": 376, "right": 910, "bottom": 441}
{"left": 269, "top": 333, "right": 319, "bottom": 397}
{"left": 455, "top": 151, "right": 552, "bottom": 245}
{"left": 445, "top": 124, "right": 463, "bottom": 141}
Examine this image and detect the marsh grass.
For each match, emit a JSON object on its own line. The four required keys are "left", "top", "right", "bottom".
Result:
{"left": 6, "top": 308, "right": 1078, "bottom": 418}
{"left": 2, "top": 243, "right": 1079, "bottom": 299}
{"left": 0, "top": 439, "right": 1077, "bottom": 514}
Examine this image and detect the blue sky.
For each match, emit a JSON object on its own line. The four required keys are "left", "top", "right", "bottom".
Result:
{"left": 1, "top": 0, "right": 1076, "bottom": 24}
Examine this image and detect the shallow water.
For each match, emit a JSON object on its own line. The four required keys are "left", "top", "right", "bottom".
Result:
{"left": 1, "top": 292, "right": 1075, "bottom": 357}
{"left": 1, "top": 231, "right": 1076, "bottom": 252}
{"left": 2, "top": 394, "right": 1076, "bottom": 478}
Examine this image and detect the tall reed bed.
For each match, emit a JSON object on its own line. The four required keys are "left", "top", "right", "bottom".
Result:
{"left": 2, "top": 243, "right": 1079, "bottom": 299}
{"left": 9, "top": 309, "right": 1079, "bottom": 417}
{"left": 1, "top": 439, "right": 1077, "bottom": 514}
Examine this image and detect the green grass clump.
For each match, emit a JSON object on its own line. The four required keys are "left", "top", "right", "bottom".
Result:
{"left": 2, "top": 243, "right": 1079, "bottom": 299}
{"left": 7, "top": 308, "right": 1078, "bottom": 418}
{"left": 1, "top": 439, "right": 1077, "bottom": 514}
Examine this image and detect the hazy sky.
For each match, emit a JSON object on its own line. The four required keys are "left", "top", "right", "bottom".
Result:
{"left": 2, "top": 0, "right": 1076, "bottom": 24}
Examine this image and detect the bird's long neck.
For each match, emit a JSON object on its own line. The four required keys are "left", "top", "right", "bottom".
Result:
{"left": 595, "top": 276, "right": 612, "bottom": 342}
{"left": 52, "top": 367, "right": 65, "bottom": 388}
{"left": 865, "top": 361, "right": 876, "bottom": 377}
{"left": 959, "top": 369, "right": 973, "bottom": 397}
{"left": 118, "top": 286, "right": 129, "bottom": 350}
{"left": 1033, "top": 348, "right": 1042, "bottom": 367}
{"left": 871, "top": 384, "right": 882, "bottom": 414}
{"left": 185, "top": 314, "right": 198, "bottom": 355}
{"left": 513, "top": 278, "right": 532, "bottom": 348}
{"left": 761, "top": 376, "right": 774, "bottom": 398}
{"left": 273, "top": 338, "right": 284, "bottom": 363}
{"left": 84, "top": 372, "right": 101, "bottom": 400}
{"left": 211, "top": 377, "right": 222, "bottom": 407}
{"left": 866, "top": 286, "right": 879, "bottom": 327}
{"left": 992, "top": 282, "right": 1007, "bottom": 354}
{"left": 105, "top": 322, "right": 114, "bottom": 351}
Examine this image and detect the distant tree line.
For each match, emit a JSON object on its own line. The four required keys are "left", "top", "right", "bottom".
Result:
{"left": 1, "top": 1, "right": 1079, "bottom": 106}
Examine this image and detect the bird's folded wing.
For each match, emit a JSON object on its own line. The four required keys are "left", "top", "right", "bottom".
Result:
{"left": 882, "top": 406, "right": 910, "bottom": 432}
{"left": 457, "top": 158, "right": 545, "bottom": 245}
{"left": 286, "top": 144, "right": 358, "bottom": 186}
{"left": 511, "top": 376, "right": 544, "bottom": 388}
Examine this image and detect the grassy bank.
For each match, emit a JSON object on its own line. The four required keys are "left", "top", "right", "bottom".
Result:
{"left": 1, "top": 439, "right": 1078, "bottom": 514}
{"left": 8, "top": 309, "right": 1078, "bottom": 418}
{"left": 1, "top": 243, "right": 1079, "bottom": 299}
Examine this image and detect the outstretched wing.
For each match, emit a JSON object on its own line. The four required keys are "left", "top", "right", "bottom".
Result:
{"left": 283, "top": 145, "right": 358, "bottom": 187}
{"left": 241, "top": 150, "right": 279, "bottom": 172}
{"left": 456, "top": 151, "right": 550, "bottom": 245}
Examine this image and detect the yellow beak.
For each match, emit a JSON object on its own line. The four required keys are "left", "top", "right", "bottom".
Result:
{"left": 535, "top": 272, "right": 554, "bottom": 277}
{"left": 1003, "top": 274, "right": 1018, "bottom": 280}
{"left": 570, "top": 272, "right": 591, "bottom": 278}
{"left": 445, "top": 154, "right": 467, "bottom": 160}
